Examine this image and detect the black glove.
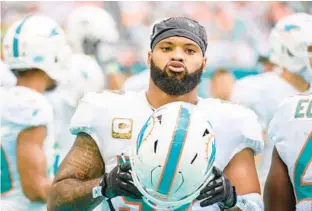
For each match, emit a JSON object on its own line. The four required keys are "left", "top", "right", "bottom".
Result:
{"left": 196, "top": 166, "right": 237, "bottom": 210}
{"left": 100, "top": 162, "right": 141, "bottom": 199}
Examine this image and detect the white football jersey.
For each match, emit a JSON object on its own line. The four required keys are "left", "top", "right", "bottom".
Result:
{"left": 1, "top": 86, "right": 54, "bottom": 211}
{"left": 268, "top": 92, "right": 312, "bottom": 211}
{"left": 45, "top": 53, "right": 105, "bottom": 168}
{"left": 70, "top": 90, "right": 264, "bottom": 210}
{"left": 231, "top": 71, "right": 299, "bottom": 130}
{"left": 231, "top": 71, "right": 300, "bottom": 188}
{"left": 0, "top": 61, "right": 16, "bottom": 87}
{"left": 45, "top": 90, "right": 77, "bottom": 166}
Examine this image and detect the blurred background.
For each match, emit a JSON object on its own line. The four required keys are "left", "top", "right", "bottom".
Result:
{"left": 1, "top": 1, "right": 312, "bottom": 97}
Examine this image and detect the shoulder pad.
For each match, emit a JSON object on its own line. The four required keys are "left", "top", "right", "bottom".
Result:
{"left": 3, "top": 87, "right": 53, "bottom": 127}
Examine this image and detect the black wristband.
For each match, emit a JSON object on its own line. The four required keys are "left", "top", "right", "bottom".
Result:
{"left": 100, "top": 174, "right": 108, "bottom": 197}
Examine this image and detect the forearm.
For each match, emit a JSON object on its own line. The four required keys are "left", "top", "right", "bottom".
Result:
{"left": 48, "top": 177, "right": 104, "bottom": 211}
{"left": 264, "top": 188, "right": 293, "bottom": 211}
{"left": 18, "top": 148, "right": 52, "bottom": 202}
{"left": 33, "top": 177, "right": 52, "bottom": 202}
{"left": 21, "top": 176, "right": 52, "bottom": 202}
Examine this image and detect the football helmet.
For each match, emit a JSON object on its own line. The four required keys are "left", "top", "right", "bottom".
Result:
{"left": 65, "top": 5, "right": 119, "bottom": 56}
{"left": 269, "top": 13, "right": 312, "bottom": 81}
{"left": 129, "top": 102, "right": 216, "bottom": 210}
{"left": 2, "top": 15, "right": 71, "bottom": 83}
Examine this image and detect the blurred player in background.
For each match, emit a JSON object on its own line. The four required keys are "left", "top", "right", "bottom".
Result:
{"left": 65, "top": 5, "right": 122, "bottom": 90}
{"left": 264, "top": 91, "right": 312, "bottom": 210}
{"left": 45, "top": 54, "right": 105, "bottom": 170}
{"left": 43, "top": 5, "right": 111, "bottom": 173}
{"left": 48, "top": 17, "right": 263, "bottom": 211}
{"left": 230, "top": 13, "right": 312, "bottom": 189}
{"left": 1, "top": 15, "right": 70, "bottom": 210}
{"left": 264, "top": 15, "right": 312, "bottom": 211}
{"left": 210, "top": 68, "right": 235, "bottom": 101}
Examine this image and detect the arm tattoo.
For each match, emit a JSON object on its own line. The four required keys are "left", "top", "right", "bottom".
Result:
{"left": 48, "top": 133, "right": 105, "bottom": 211}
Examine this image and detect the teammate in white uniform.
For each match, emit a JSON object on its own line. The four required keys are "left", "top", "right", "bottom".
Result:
{"left": 230, "top": 13, "right": 312, "bottom": 188}
{"left": 48, "top": 17, "right": 264, "bottom": 211}
{"left": 264, "top": 14, "right": 312, "bottom": 211}
{"left": 1, "top": 15, "right": 70, "bottom": 211}
{"left": 46, "top": 53, "right": 105, "bottom": 168}
{"left": 65, "top": 5, "right": 121, "bottom": 90}
{"left": 264, "top": 92, "right": 312, "bottom": 210}
{"left": 0, "top": 61, "right": 17, "bottom": 87}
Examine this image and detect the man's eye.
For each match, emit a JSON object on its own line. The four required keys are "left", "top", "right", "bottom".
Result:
{"left": 161, "top": 47, "right": 171, "bottom": 52}
{"left": 186, "top": 49, "right": 196, "bottom": 54}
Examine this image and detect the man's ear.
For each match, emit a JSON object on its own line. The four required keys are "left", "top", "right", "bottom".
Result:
{"left": 203, "top": 56, "right": 207, "bottom": 72}
{"left": 147, "top": 51, "right": 152, "bottom": 68}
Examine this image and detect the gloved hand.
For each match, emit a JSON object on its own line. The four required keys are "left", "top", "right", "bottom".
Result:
{"left": 196, "top": 166, "right": 237, "bottom": 209}
{"left": 100, "top": 163, "right": 141, "bottom": 199}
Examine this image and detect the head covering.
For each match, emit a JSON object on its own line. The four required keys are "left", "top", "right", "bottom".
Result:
{"left": 150, "top": 17, "right": 208, "bottom": 55}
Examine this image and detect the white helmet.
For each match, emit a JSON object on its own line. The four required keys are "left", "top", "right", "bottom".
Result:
{"left": 2, "top": 15, "right": 71, "bottom": 82}
{"left": 65, "top": 6, "right": 119, "bottom": 56}
{"left": 129, "top": 102, "right": 216, "bottom": 210}
{"left": 58, "top": 54, "right": 105, "bottom": 107}
{"left": 269, "top": 13, "right": 312, "bottom": 78}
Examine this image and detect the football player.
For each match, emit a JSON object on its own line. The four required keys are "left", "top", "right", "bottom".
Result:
{"left": 1, "top": 15, "right": 69, "bottom": 210}
{"left": 45, "top": 53, "right": 105, "bottom": 170}
{"left": 264, "top": 14, "right": 312, "bottom": 211}
{"left": 230, "top": 13, "right": 312, "bottom": 189}
{"left": 264, "top": 91, "right": 312, "bottom": 210}
{"left": 65, "top": 5, "right": 122, "bottom": 90}
{"left": 48, "top": 17, "right": 264, "bottom": 211}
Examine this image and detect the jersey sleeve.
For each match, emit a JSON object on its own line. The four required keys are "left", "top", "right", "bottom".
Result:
{"left": 4, "top": 89, "right": 53, "bottom": 128}
{"left": 218, "top": 105, "right": 264, "bottom": 170}
{"left": 200, "top": 99, "right": 265, "bottom": 170}
{"left": 70, "top": 92, "right": 100, "bottom": 139}
{"left": 70, "top": 91, "right": 108, "bottom": 158}
{"left": 239, "top": 108, "right": 265, "bottom": 155}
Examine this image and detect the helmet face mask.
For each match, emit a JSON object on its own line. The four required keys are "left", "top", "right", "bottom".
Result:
{"left": 129, "top": 102, "right": 216, "bottom": 210}
{"left": 65, "top": 5, "right": 119, "bottom": 56}
{"left": 81, "top": 37, "right": 100, "bottom": 56}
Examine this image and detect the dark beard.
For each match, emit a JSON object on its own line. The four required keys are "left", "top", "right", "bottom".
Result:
{"left": 150, "top": 59, "right": 203, "bottom": 96}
